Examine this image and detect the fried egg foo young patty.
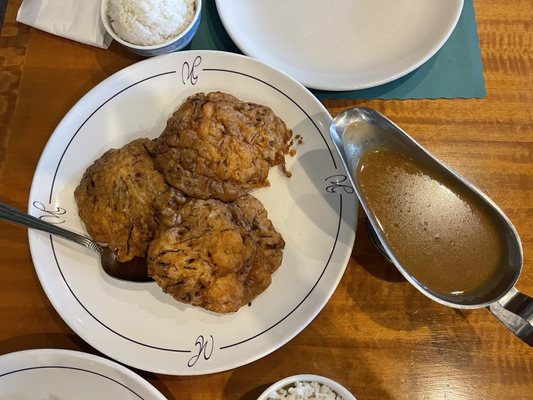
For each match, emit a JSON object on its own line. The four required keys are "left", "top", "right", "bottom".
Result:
{"left": 152, "top": 91, "right": 293, "bottom": 202}
{"left": 74, "top": 138, "right": 186, "bottom": 262}
{"left": 147, "top": 195, "right": 285, "bottom": 313}
{"left": 232, "top": 195, "right": 285, "bottom": 301}
{"left": 75, "top": 91, "right": 291, "bottom": 313}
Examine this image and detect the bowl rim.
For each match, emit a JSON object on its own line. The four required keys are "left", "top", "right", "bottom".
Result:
{"left": 257, "top": 374, "right": 356, "bottom": 400}
{"left": 100, "top": 0, "right": 202, "bottom": 50}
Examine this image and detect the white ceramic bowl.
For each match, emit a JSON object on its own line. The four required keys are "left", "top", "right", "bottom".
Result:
{"left": 257, "top": 374, "right": 357, "bottom": 400}
{"left": 100, "top": 0, "right": 202, "bottom": 56}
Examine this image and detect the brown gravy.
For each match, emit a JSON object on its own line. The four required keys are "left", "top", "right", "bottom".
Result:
{"left": 357, "top": 148, "right": 506, "bottom": 299}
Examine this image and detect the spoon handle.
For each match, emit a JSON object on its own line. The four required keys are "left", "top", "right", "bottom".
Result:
{"left": 488, "top": 287, "right": 533, "bottom": 346}
{"left": 0, "top": 202, "right": 101, "bottom": 253}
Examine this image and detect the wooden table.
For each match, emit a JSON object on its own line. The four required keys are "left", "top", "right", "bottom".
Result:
{"left": 0, "top": 0, "right": 531, "bottom": 398}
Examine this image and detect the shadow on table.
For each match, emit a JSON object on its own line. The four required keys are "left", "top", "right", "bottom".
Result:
{"left": 222, "top": 342, "right": 393, "bottom": 400}
{"left": 342, "top": 208, "right": 482, "bottom": 367}
{"left": 0, "top": 332, "right": 91, "bottom": 355}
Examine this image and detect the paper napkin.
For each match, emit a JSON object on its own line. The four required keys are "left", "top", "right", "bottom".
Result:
{"left": 17, "top": 0, "right": 112, "bottom": 49}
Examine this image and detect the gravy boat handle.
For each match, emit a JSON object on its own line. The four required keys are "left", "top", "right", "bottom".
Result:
{"left": 488, "top": 288, "right": 533, "bottom": 346}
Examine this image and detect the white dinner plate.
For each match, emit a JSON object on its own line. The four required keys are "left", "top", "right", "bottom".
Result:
{"left": 28, "top": 51, "right": 357, "bottom": 375}
{"left": 0, "top": 349, "right": 166, "bottom": 399}
{"left": 215, "top": 0, "right": 464, "bottom": 90}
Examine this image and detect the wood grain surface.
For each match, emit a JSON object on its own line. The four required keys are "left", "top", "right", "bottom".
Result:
{"left": 0, "top": 0, "right": 531, "bottom": 399}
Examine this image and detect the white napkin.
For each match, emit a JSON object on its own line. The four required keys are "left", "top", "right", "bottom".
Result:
{"left": 16, "top": 0, "right": 112, "bottom": 49}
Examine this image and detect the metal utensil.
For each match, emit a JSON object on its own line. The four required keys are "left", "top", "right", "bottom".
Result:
{"left": 0, "top": 202, "right": 151, "bottom": 282}
{"left": 329, "top": 107, "right": 532, "bottom": 346}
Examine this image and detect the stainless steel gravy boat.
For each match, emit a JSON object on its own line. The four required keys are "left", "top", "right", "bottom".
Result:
{"left": 329, "top": 107, "right": 532, "bottom": 346}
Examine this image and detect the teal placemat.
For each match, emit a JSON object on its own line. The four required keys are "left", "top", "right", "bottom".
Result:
{"left": 187, "top": 0, "right": 486, "bottom": 100}
{"left": 0, "top": 0, "right": 7, "bottom": 34}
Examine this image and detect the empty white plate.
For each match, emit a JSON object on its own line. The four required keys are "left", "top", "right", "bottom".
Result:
{"left": 0, "top": 349, "right": 166, "bottom": 399}
{"left": 215, "top": 0, "right": 464, "bottom": 90}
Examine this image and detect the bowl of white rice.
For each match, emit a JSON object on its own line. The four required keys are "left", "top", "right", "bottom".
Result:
{"left": 101, "top": 0, "right": 201, "bottom": 56}
{"left": 257, "top": 374, "right": 356, "bottom": 400}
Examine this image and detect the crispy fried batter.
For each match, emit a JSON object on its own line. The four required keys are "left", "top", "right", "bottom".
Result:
{"left": 75, "top": 91, "right": 290, "bottom": 313}
{"left": 74, "top": 138, "right": 186, "bottom": 262}
{"left": 233, "top": 195, "right": 285, "bottom": 300}
{"left": 152, "top": 92, "right": 293, "bottom": 201}
{"left": 147, "top": 195, "right": 284, "bottom": 313}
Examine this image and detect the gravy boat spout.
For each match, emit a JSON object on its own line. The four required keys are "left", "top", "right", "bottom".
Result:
{"left": 330, "top": 107, "right": 532, "bottom": 346}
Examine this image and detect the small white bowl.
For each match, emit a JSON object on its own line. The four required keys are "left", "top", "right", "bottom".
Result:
{"left": 257, "top": 374, "right": 357, "bottom": 400}
{"left": 100, "top": 0, "right": 202, "bottom": 57}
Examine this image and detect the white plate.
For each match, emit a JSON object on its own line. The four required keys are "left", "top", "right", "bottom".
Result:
{"left": 0, "top": 349, "right": 166, "bottom": 399}
{"left": 28, "top": 50, "right": 357, "bottom": 375}
{"left": 215, "top": 0, "right": 464, "bottom": 90}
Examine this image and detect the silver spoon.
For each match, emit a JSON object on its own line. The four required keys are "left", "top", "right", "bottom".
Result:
{"left": 330, "top": 107, "right": 532, "bottom": 346}
{"left": 0, "top": 202, "right": 151, "bottom": 282}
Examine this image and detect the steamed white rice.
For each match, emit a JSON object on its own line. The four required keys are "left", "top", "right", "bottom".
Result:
{"left": 108, "top": 0, "right": 195, "bottom": 46}
{"left": 267, "top": 381, "right": 344, "bottom": 400}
